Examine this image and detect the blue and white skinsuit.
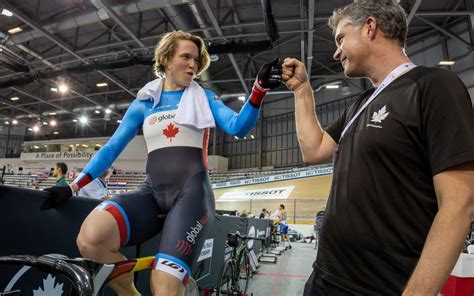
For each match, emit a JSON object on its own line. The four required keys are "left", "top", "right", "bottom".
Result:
{"left": 73, "top": 81, "right": 266, "bottom": 285}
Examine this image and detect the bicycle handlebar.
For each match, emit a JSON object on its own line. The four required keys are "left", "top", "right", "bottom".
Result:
{"left": 0, "top": 255, "right": 94, "bottom": 295}
{"left": 228, "top": 232, "right": 267, "bottom": 242}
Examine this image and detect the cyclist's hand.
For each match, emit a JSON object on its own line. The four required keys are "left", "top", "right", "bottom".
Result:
{"left": 40, "top": 185, "right": 73, "bottom": 210}
{"left": 255, "top": 57, "right": 282, "bottom": 90}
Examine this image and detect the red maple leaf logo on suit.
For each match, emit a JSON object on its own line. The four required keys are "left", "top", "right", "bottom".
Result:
{"left": 163, "top": 123, "right": 179, "bottom": 142}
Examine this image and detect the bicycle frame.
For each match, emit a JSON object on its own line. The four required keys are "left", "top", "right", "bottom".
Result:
{"left": 0, "top": 255, "right": 155, "bottom": 296}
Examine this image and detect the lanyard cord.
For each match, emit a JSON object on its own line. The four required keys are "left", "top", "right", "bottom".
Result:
{"left": 339, "top": 63, "right": 417, "bottom": 142}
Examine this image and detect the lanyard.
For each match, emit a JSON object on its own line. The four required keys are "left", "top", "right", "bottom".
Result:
{"left": 339, "top": 63, "right": 417, "bottom": 142}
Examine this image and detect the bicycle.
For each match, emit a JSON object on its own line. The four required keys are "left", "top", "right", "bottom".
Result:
{"left": 0, "top": 254, "right": 199, "bottom": 296}
{"left": 216, "top": 233, "right": 265, "bottom": 296}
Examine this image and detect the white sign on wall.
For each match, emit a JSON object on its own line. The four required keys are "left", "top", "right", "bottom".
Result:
{"left": 212, "top": 166, "right": 333, "bottom": 189}
{"left": 20, "top": 152, "right": 93, "bottom": 160}
{"left": 197, "top": 239, "right": 214, "bottom": 262}
{"left": 219, "top": 186, "right": 295, "bottom": 200}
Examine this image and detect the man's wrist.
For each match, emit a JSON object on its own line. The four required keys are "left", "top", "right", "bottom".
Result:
{"left": 293, "top": 81, "right": 312, "bottom": 96}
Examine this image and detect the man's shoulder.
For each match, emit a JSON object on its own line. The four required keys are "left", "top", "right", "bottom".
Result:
{"left": 406, "top": 66, "right": 461, "bottom": 84}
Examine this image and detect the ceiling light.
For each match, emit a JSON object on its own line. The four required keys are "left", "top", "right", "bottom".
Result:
{"left": 209, "top": 54, "right": 219, "bottom": 62}
{"left": 250, "top": 135, "right": 255, "bottom": 139}
{"left": 117, "top": 119, "right": 122, "bottom": 123}
{"left": 69, "top": 144, "right": 73, "bottom": 147}
{"left": 28, "top": 128, "right": 33, "bottom": 131}
{"left": 325, "top": 85, "right": 340, "bottom": 89}
{"left": 238, "top": 95, "right": 246, "bottom": 101}
{"left": 33, "top": 145, "right": 39, "bottom": 149}
{"left": 79, "top": 116, "right": 88, "bottom": 124}
{"left": 49, "top": 112, "right": 56, "bottom": 115}
{"left": 44, "top": 145, "right": 48, "bottom": 148}
{"left": 32, "top": 126, "right": 39, "bottom": 132}
{"left": 76, "top": 144, "right": 79, "bottom": 146}
{"left": 5, "top": 121, "right": 9, "bottom": 125}
{"left": 51, "top": 87, "right": 58, "bottom": 92}
{"left": 72, "top": 119, "right": 78, "bottom": 123}
{"left": 50, "top": 120, "right": 57, "bottom": 126}
{"left": 10, "top": 97, "right": 19, "bottom": 101}
{"left": 53, "top": 131, "right": 59, "bottom": 135}
{"left": 95, "top": 110, "right": 100, "bottom": 114}
{"left": 81, "top": 144, "right": 88, "bottom": 148}
{"left": 42, "top": 122, "right": 48, "bottom": 125}
{"left": 1, "top": 9, "right": 13, "bottom": 17}
{"left": 96, "top": 82, "right": 108, "bottom": 87}
{"left": 95, "top": 144, "right": 102, "bottom": 147}
{"left": 8, "top": 27, "right": 22, "bottom": 34}
{"left": 438, "top": 61, "right": 455, "bottom": 66}
{"left": 12, "top": 120, "right": 18, "bottom": 125}
{"left": 58, "top": 84, "right": 68, "bottom": 93}
{"left": 234, "top": 136, "right": 239, "bottom": 140}
{"left": 105, "top": 108, "right": 112, "bottom": 114}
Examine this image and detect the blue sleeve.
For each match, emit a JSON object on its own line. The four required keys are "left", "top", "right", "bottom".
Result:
{"left": 206, "top": 89, "right": 261, "bottom": 138}
{"left": 78, "top": 100, "right": 144, "bottom": 183}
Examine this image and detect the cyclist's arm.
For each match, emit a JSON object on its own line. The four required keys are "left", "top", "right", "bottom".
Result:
{"left": 207, "top": 89, "right": 261, "bottom": 138}
{"left": 72, "top": 100, "right": 144, "bottom": 190}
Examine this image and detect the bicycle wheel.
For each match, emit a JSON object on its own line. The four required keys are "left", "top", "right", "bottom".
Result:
{"left": 238, "top": 252, "right": 250, "bottom": 293}
{"left": 184, "top": 277, "right": 199, "bottom": 296}
{"left": 217, "top": 259, "right": 235, "bottom": 295}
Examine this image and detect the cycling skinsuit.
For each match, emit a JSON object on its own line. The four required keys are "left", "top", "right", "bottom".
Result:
{"left": 279, "top": 211, "right": 288, "bottom": 234}
{"left": 73, "top": 88, "right": 262, "bottom": 284}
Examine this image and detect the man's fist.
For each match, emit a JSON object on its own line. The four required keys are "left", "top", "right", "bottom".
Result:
{"left": 256, "top": 57, "right": 282, "bottom": 90}
{"left": 40, "top": 185, "right": 73, "bottom": 210}
{"left": 282, "top": 58, "right": 309, "bottom": 92}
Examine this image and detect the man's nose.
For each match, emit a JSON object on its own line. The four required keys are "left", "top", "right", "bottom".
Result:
{"left": 333, "top": 47, "right": 342, "bottom": 61}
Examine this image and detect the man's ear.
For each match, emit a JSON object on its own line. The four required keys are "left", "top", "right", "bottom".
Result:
{"left": 365, "top": 17, "right": 377, "bottom": 40}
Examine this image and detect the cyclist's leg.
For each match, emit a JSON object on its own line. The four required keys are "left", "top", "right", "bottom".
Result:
{"left": 150, "top": 171, "right": 215, "bottom": 296}
{"left": 77, "top": 181, "right": 162, "bottom": 296}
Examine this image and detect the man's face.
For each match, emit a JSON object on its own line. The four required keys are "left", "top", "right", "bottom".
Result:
{"left": 333, "top": 18, "right": 368, "bottom": 78}
{"left": 52, "top": 165, "right": 61, "bottom": 178}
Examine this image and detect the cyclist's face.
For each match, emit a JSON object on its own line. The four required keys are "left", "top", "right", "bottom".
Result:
{"left": 165, "top": 39, "right": 199, "bottom": 90}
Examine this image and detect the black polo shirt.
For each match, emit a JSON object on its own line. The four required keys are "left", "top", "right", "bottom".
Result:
{"left": 316, "top": 66, "right": 474, "bottom": 295}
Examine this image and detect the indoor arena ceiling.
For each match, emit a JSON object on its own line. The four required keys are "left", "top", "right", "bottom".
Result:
{"left": 0, "top": 0, "right": 473, "bottom": 137}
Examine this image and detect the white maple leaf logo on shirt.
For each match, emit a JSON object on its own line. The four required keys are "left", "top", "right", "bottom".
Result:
{"left": 371, "top": 105, "right": 390, "bottom": 123}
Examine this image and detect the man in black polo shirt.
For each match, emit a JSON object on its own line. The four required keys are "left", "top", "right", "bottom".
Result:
{"left": 281, "top": 0, "right": 474, "bottom": 295}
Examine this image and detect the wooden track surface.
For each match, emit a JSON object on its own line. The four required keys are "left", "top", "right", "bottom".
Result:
{"left": 213, "top": 175, "right": 332, "bottom": 224}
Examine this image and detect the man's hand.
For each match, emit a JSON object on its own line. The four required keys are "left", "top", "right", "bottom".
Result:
{"left": 255, "top": 57, "right": 282, "bottom": 90}
{"left": 40, "top": 185, "right": 73, "bottom": 210}
{"left": 282, "top": 58, "right": 309, "bottom": 92}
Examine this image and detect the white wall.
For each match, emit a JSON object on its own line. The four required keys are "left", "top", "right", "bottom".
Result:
{"left": 2, "top": 135, "right": 148, "bottom": 174}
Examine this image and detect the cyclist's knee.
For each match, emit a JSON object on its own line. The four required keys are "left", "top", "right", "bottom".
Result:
{"left": 77, "top": 210, "right": 120, "bottom": 256}
{"left": 151, "top": 270, "right": 184, "bottom": 296}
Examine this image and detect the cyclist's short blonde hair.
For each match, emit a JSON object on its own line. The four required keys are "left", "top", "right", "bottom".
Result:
{"left": 154, "top": 31, "right": 210, "bottom": 77}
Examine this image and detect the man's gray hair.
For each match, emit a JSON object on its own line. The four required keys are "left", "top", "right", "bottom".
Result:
{"left": 328, "top": 0, "right": 408, "bottom": 48}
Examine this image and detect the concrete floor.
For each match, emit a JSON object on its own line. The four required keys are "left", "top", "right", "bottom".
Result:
{"left": 246, "top": 241, "right": 317, "bottom": 296}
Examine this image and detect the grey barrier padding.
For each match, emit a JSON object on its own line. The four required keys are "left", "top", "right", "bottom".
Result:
{"left": 245, "top": 218, "right": 273, "bottom": 253}
{"left": 0, "top": 185, "right": 135, "bottom": 295}
{"left": 192, "top": 215, "right": 248, "bottom": 290}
